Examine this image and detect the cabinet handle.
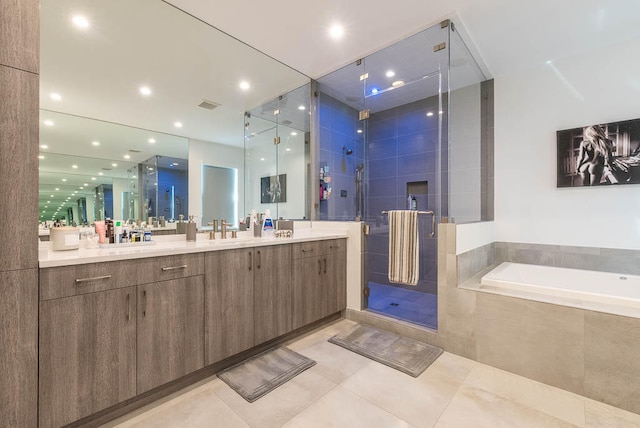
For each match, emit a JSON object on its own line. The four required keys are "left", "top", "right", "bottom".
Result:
{"left": 249, "top": 252, "right": 252, "bottom": 271}
{"left": 330, "top": 245, "right": 339, "bottom": 249}
{"left": 257, "top": 250, "right": 261, "bottom": 269}
{"left": 318, "top": 259, "right": 321, "bottom": 275}
{"left": 324, "top": 258, "right": 327, "bottom": 274}
{"left": 161, "top": 264, "right": 187, "bottom": 271}
{"left": 142, "top": 290, "right": 147, "bottom": 317}
{"left": 126, "top": 293, "right": 130, "bottom": 321}
{"left": 75, "top": 275, "right": 111, "bottom": 284}
{"left": 302, "top": 248, "right": 314, "bottom": 253}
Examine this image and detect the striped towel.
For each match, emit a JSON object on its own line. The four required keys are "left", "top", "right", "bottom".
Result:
{"left": 388, "top": 210, "right": 419, "bottom": 286}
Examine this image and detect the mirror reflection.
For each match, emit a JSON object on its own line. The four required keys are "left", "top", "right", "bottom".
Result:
{"left": 39, "top": 0, "right": 310, "bottom": 227}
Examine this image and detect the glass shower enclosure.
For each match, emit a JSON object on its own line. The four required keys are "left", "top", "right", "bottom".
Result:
{"left": 315, "top": 20, "right": 490, "bottom": 329}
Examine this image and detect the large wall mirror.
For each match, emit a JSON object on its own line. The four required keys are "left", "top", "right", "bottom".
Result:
{"left": 39, "top": 0, "right": 310, "bottom": 226}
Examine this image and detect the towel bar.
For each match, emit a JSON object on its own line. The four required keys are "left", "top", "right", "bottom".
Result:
{"left": 381, "top": 210, "right": 435, "bottom": 238}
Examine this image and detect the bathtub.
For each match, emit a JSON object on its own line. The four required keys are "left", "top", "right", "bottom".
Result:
{"left": 478, "top": 262, "right": 640, "bottom": 317}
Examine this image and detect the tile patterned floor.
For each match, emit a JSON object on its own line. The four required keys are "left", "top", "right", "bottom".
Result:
{"left": 105, "top": 319, "right": 640, "bottom": 428}
{"left": 367, "top": 282, "right": 438, "bottom": 329}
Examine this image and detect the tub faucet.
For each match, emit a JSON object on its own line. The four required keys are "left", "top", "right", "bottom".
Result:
{"left": 221, "top": 220, "right": 228, "bottom": 239}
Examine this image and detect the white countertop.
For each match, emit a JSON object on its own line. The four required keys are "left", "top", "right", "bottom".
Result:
{"left": 39, "top": 229, "right": 348, "bottom": 268}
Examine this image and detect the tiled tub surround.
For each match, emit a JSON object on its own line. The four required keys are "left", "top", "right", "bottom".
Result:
{"left": 439, "top": 224, "right": 640, "bottom": 415}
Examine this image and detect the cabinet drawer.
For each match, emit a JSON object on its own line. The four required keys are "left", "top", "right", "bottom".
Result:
{"left": 155, "top": 253, "right": 204, "bottom": 282}
{"left": 292, "top": 240, "right": 324, "bottom": 259}
{"left": 40, "top": 258, "right": 155, "bottom": 301}
{"left": 324, "top": 238, "right": 346, "bottom": 253}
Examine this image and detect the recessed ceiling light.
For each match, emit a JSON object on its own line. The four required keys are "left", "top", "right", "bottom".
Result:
{"left": 83, "top": 183, "right": 88, "bottom": 186}
{"left": 50, "top": 195, "right": 54, "bottom": 198}
{"left": 50, "top": 93, "right": 62, "bottom": 101}
{"left": 139, "top": 86, "right": 152, "bottom": 96}
{"left": 38, "top": 155, "right": 45, "bottom": 160}
{"left": 260, "top": 158, "right": 265, "bottom": 161}
{"left": 386, "top": 70, "right": 395, "bottom": 78}
{"left": 286, "top": 148, "right": 291, "bottom": 152}
{"left": 55, "top": 188, "right": 59, "bottom": 191}
{"left": 174, "top": 121, "right": 183, "bottom": 128}
{"left": 72, "top": 164, "right": 78, "bottom": 169}
{"left": 132, "top": 175, "right": 137, "bottom": 179}
{"left": 111, "top": 163, "right": 118, "bottom": 167}
{"left": 124, "top": 154, "right": 131, "bottom": 159}
{"left": 291, "top": 132, "right": 298, "bottom": 136}
{"left": 329, "top": 24, "right": 344, "bottom": 39}
{"left": 91, "top": 177, "right": 96, "bottom": 181}
{"left": 172, "top": 162, "right": 179, "bottom": 166}
{"left": 298, "top": 105, "right": 305, "bottom": 111}
{"left": 239, "top": 81, "right": 250, "bottom": 91}
{"left": 98, "top": 172, "right": 104, "bottom": 176}
{"left": 357, "top": 129, "right": 363, "bottom": 134}
{"left": 72, "top": 15, "right": 89, "bottom": 29}
{"left": 392, "top": 80, "right": 405, "bottom": 88}
{"left": 44, "top": 120, "right": 54, "bottom": 126}
{"left": 371, "top": 88, "right": 379, "bottom": 95}
{"left": 74, "top": 191, "right": 78, "bottom": 194}
{"left": 92, "top": 141, "right": 100, "bottom": 146}
{"left": 426, "top": 111, "right": 434, "bottom": 117}
{"left": 40, "top": 144, "right": 48, "bottom": 149}
{"left": 61, "top": 178, "right": 67, "bottom": 182}
{"left": 79, "top": 187, "right": 83, "bottom": 190}
{"left": 148, "top": 138, "right": 156, "bottom": 143}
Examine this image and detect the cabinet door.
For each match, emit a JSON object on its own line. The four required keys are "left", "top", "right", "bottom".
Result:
{"left": 205, "top": 249, "right": 254, "bottom": 365}
{"left": 137, "top": 276, "right": 204, "bottom": 393}
{"left": 39, "top": 287, "right": 136, "bottom": 428}
{"left": 254, "top": 245, "right": 292, "bottom": 344}
{"left": 292, "top": 256, "right": 323, "bottom": 330}
{"left": 325, "top": 250, "right": 347, "bottom": 315}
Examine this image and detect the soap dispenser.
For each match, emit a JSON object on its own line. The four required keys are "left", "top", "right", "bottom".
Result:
{"left": 186, "top": 215, "right": 197, "bottom": 241}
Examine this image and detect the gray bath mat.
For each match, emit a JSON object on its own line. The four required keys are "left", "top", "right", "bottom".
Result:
{"left": 328, "top": 324, "right": 442, "bottom": 377}
{"left": 217, "top": 347, "right": 316, "bottom": 402}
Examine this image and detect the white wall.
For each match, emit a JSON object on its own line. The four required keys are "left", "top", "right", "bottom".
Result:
{"left": 189, "top": 139, "right": 245, "bottom": 226}
{"left": 493, "top": 37, "right": 640, "bottom": 250}
{"left": 112, "top": 177, "right": 129, "bottom": 221}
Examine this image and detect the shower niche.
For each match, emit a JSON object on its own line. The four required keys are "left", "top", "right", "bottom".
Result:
{"left": 406, "top": 181, "right": 428, "bottom": 211}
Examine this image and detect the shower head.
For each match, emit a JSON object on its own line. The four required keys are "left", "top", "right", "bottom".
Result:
{"left": 342, "top": 146, "right": 353, "bottom": 156}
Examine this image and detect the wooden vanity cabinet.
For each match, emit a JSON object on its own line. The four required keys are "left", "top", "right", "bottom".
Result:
{"left": 39, "top": 286, "right": 137, "bottom": 428}
{"left": 292, "top": 239, "right": 347, "bottom": 329}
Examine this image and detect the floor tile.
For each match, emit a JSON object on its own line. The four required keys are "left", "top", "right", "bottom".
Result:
{"left": 283, "top": 386, "right": 413, "bottom": 428}
{"left": 462, "top": 364, "right": 585, "bottom": 426}
{"left": 110, "top": 381, "right": 248, "bottom": 428}
{"left": 341, "top": 352, "right": 474, "bottom": 428}
{"left": 296, "top": 340, "right": 371, "bottom": 384}
{"left": 286, "top": 319, "right": 359, "bottom": 352}
{"left": 435, "top": 385, "right": 577, "bottom": 428}
{"left": 585, "top": 399, "right": 640, "bottom": 427}
{"left": 212, "top": 368, "right": 336, "bottom": 428}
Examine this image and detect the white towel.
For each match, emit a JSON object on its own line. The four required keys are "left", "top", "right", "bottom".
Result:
{"left": 388, "top": 210, "right": 419, "bottom": 286}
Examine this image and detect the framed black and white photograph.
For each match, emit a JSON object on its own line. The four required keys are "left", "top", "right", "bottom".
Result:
{"left": 557, "top": 118, "right": 640, "bottom": 187}
{"left": 260, "top": 174, "right": 287, "bottom": 203}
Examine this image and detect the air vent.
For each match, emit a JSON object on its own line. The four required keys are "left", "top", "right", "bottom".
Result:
{"left": 128, "top": 149, "right": 141, "bottom": 153}
{"left": 102, "top": 168, "right": 112, "bottom": 171}
{"left": 281, "top": 120, "right": 292, "bottom": 125}
{"left": 198, "top": 99, "right": 221, "bottom": 110}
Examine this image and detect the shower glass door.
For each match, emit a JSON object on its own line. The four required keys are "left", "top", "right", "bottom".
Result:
{"left": 359, "top": 23, "right": 449, "bottom": 329}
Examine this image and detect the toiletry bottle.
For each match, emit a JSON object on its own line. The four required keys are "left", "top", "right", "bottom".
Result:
{"left": 262, "top": 209, "right": 274, "bottom": 237}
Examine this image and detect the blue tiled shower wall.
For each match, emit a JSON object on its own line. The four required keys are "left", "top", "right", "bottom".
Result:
{"left": 319, "top": 91, "right": 446, "bottom": 295}
{"left": 157, "top": 167, "right": 189, "bottom": 219}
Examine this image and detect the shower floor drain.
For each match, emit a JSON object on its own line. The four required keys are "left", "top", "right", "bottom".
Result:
{"left": 390, "top": 302, "right": 400, "bottom": 307}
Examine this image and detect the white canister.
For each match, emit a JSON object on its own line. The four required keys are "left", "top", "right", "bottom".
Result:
{"left": 50, "top": 227, "right": 80, "bottom": 251}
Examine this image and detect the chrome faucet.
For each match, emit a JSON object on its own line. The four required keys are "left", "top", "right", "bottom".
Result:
{"left": 221, "top": 219, "right": 228, "bottom": 239}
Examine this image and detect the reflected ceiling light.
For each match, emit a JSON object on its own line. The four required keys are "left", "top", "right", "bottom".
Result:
{"left": 139, "top": 86, "right": 152, "bottom": 96}
{"left": 61, "top": 179, "right": 67, "bottom": 182}
{"left": 79, "top": 187, "right": 83, "bottom": 190}
{"left": 357, "top": 129, "right": 363, "bottom": 134}
{"left": 83, "top": 183, "right": 88, "bottom": 186}
{"left": 391, "top": 80, "right": 405, "bottom": 88}
{"left": 329, "top": 24, "right": 344, "bottom": 39}
{"left": 148, "top": 138, "right": 156, "bottom": 143}
{"left": 371, "top": 88, "right": 379, "bottom": 95}
{"left": 260, "top": 158, "right": 265, "bottom": 161}
{"left": 91, "top": 177, "right": 96, "bottom": 180}
{"left": 98, "top": 172, "right": 104, "bottom": 176}
{"left": 50, "top": 93, "right": 62, "bottom": 101}
{"left": 111, "top": 163, "right": 118, "bottom": 167}
{"left": 291, "top": 132, "right": 298, "bottom": 136}
{"left": 44, "top": 120, "right": 54, "bottom": 126}
{"left": 132, "top": 175, "right": 137, "bottom": 179}
{"left": 386, "top": 70, "right": 395, "bottom": 78}
{"left": 40, "top": 144, "right": 48, "bottom": 149}
{"left": 50, "top": 195, "right": 54, "bottom": 198}
{"left": 439, "top": 110, "right": 444, "bottom": 115}
{"left": 124, "top": 154, "right": 131, "bottom": 159}
{"left": 72, "top": 164, "right": 78, "bottom": 169}
{"left": 239, "top": 81, "right": 250, "bottom": 91}
{"left": 74, "top": 191, "right": 78, "bottom": 194}
{"left": 172, "top": 162, "right": 179, "bottom": 166}
{"left": 174, "top": 121, "right": 183, "bottom": 128}
{"left": 72, "top": 15, "right": 89, "bottom": 29}
{"left": 286, "top": 148, "right": 291, "bottom": 152}
{"left": 92, "top": 141, "right": 100, "bottom": 146}
{"left": 38, "top": 155, "right": 45, "bottom": 159}
{"left": 426, "top": 111, "right": 434, "bottom": 117}
{"left": 55, "top": 187, "right": 59, "bottom": 191}
{"left": 298, "top": 105, "right": 306, "bottom": 111}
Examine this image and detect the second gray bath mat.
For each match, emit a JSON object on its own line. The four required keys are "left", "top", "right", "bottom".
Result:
{"left": 328, "top": 324, "right": 442, "bottom": 377}
{"left": 217, "top": 347, "right": 316, "bottom": 402}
